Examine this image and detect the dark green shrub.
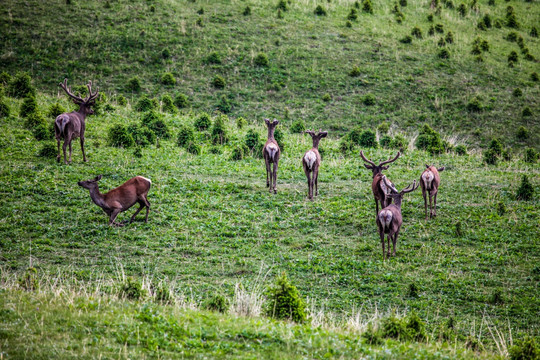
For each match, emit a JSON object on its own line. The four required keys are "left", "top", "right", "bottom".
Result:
{"left": 363, "top": 0, "right": 374, "bottom": 14}
{"left": 230, "top": 146, "right": 245, "bottom": 160}
{"left": 217, "top": 95, "right": 232, "bottom": 113}
{"left": 400, "top": 35, "right": 413, "bottom": 44}
{"left": 502, "top": 148, "right": 512, "bottom": 161}
{"left": 142, "top": 111, "right": 170, "bottom": 139}
{"left": 457, "top": 3, "right": 466, "bottom": 16}
{"left": 135, "top": 95, "right": 155, "bottom": 112}
{"left": 161, "top": 48, "right": 171, "bottom": 59}
{"left": 314, "top": 5, "right": 327, "bottom": 16}
{"left": 195, "top": 112, "right": 212, "bottom": 130}
{"left": 127, "top": 77, "right": 141, "bottom": 92}
{"left": 408, "top": 283, "right": 419, "bottom": 298}
{"left": 517, "top": 36, "right": 525, "bottom": 49}
{"left": 466, "top": 97, "right": 482, "bottom": 112}
{"left": 177, "top": 124, "right": 195, "bottom": 147}
{"left": 445, "top": 31, "right": 454, "bottom": 43}
{"left": 8, "top": 72, "right": 35, "bottom": 98}
{"left": 121, "top": 277, "right": 146, "bottom": 300}
{"left": 24, "top": 112, "right": 51, "bottom": 141}
{"left": 496, "top": 201, "right": 506, "bottom": 215}
{"left": 438, "top": 38, "right": 447, "bottom": 47}
{"left": 206, "top": 52, "right": 222, "bottom": 65}
{"left": 47, "top": 103, "right": 66, "bottom": 119}
{"left": 339, "top": 136, "right": 356, "bottom": 154}
{"left": 109, "top": 124, "right": 134, "bottom": 148}
{"left": 524, "top": 148, "right": 538, "bottom": 164}
{"left": 347, "top": 8, "right": 358, "bottom": 20}
{"left": 390, "top": 134, "right": 408, "bottom": 151}
{"left": 290, "top": 119, "right": 306, "bottom": 133}
{"left": 411, "top": 26, "right": 423, "bottom": 38}
{"left": 477, "top": 21, "right": 487, "bottom": 31}
{"left": 348, "top": 127, "right": 363, "bottom": 145}
{"left": 197, "top": 7, "right": 204, "bottom": 15}
{"left": 20, "top": 95, "right": 38, "bottom": 118}
{"left": 359, "top": 129, "right": 378, "bottom": 148}
{"left": 516, "top": 175, "right": 534, "bottom": 200}
{"left": 438, "top": 48, "right": 450, "bottom": 58}
{"left": 480, "top": 40, "right": 489, "bottom": 51}
{"left": 395, "top": 11, "right": 405, "bottom": 23}
{"left": 322, "top": 93, "right": 332, "bottom": 102}
{"left": 18, "top": 267, "right": 38, "bottom": 291}
{"left": 400, "top": 0, "right": 408, "bottom": 6}
{"left": 245, "top": 129, "right": 260, "bottom": 151}
{"left": 277, "top": 0, "right": 288, "bottom": 11}
{"left": 377, "top": 122, "right": 390, "bottom": 134}
{"left": 208, "top": 146, "right": 222, "bottom": 154}
{"left": 509, "top": 336, "right": 539, "bottom": 360}
{"left": 428, "top": 25, "right": 435, "bottom": 36}
{"left": 116, "top": 95, "right": 127, "bottom": 106}
{"left": 236, "top": 117, "right": 247, "bottom": 129}
{"left": 381, "top": 314, "right": 408, "bottom": 340}
{"left": 522, "top": 107, "right": 532, "bottom": 117}
{"left": 243, "top": 5, "right": 251, "bottom": 15}
{"left": 506, "top": 13, "right": 519, "bottom": 28}
{"left": 483, "top": 148, "right": 498, "bottom": 165}
{"left": 128, "top": 124, "right": 155, "bottom": 147}
{"left": 355, "top": 0, "right": 360, "bottom": 8}
{"left": 416, "top": 124, "right": 444, "bottom": 154}
{"left": 211, "top": 114, "right": 229, "bottom": 144}
{"left": 349, "top": 66, "right": 361, "bottom": 77}
{"left": 516, "top": 126, "right": 529, "bottom": 140}
{"left": 161, "top": 72, "right": 176, "bottom": 86}
{"left": 265, "top": 273, "right": 307, "bottom": 323}
{"left": 406, "top": 312, "right": 427, "bottom": 341}
{"left": 133, "top": 146, "right": 143, "bottom": 158}
{"left": 346, "top": 20, "right": 353, "bottom": 27}
{"left": 154, "top": 283, "right": 172, "bottom": 304}
{"left": 0, "top": 97, "right": 10, "bottom": 118}
{"left": 274, "top": 127, "right": 284, "bottom": 146}
{"left": 379, "top": 135, "right": 392, "bottom": 148}
{"left": 174, "top": 93, "right": 189, "bottom": 109}
{"left": 204, "top": 294, "right": 229, "bottom": 313}
{"left": 482, "top": 14, "right": 492, "bottom": 28}
{"left": 213, "top": 75, "right": 226, "bottom": 89}
{"left": 531, "top": 26, "right": 538, "bottom": 38}
{"left": 475, "top": 55, "right": 484, "bottom": 62}
{"left": 531, "top": 72, "right": 540, "bottom": 82}
{"left": 363, "top": 94, "right": 376, "bottom": 105}
{"left": 186, "top": 142, "right": 201, "bottom": 155}
{"left": 362, "top": 324, "right": 383, "bottom": 345}
{"left": 427, "top": 14, "right": 433, "bottom": 22}
{"left": 196, "top": 17, "right": 204, "bottom": 27}
{"left": 489, "top": 138, "right": 503, "bottom": 156}
{"left": 454, "top": 144, "right": 467, "bottom": 155}
{"left": 277, "top": 9, "right": 284, "bottom": 18}
{"left": 161, "top": 94, "right": 177, "bottom": 113}
{"left": 0, "top": 71, "right": 11, "bottom": 86}
{"left": 435, "top": 24, "right": 444, "bottom": 33}
{"left": 488, "top": 0, "right": 495, "bottom": 4}
{"left": 38, "top": 143, "right": 57, "bottom": 158}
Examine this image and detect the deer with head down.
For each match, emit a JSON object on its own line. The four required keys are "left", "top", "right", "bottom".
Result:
{"left": 302, "top": 129, "right": 328, "bottom": 200}
{"left": 376, "top": 176, "right": 419, "bottom": 260}
{"left": 78, "top": 175, "right": 152, "bottom": 226}
{"left": 360, "top": 151, "right": 401, "bottom": 215}
{"left": 420, "top": 165, "right": 445, "bottom": 220}
{"left": 55, "top": 78, "right": 99, "bottom": 164}
{"left": 263, "top": 119, "right": 281, "bottom": 194}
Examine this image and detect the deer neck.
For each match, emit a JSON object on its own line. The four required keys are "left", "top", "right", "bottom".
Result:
{"left": 267, "top": 127, "right": 275, "bottom": 141}
{"left": 392, "top": 197, "right": 403, "bottom": 209}
{"left": 88, "top": 186, "right": 107, "bottom": 209}
{"left": 76, "top": 105, "right": 88, "bottom": 120}
{"left": 312, "top": 139, "right": 321, "bottom": 149}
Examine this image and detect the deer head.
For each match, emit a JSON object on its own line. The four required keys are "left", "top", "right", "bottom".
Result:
{"left": 360, "top": 151, "right": 400, "bottom": 178}
{"left": 77, "top": 175, "right": 102, "bottom": 190}
{"left": 59, "top": 78, "right": 99, "bottom": 115}
{"left": 383, "top": 176, "right": 419, "bottom": 208}
{"left": 305, "top": 129, "right": 328, "bottom": 148}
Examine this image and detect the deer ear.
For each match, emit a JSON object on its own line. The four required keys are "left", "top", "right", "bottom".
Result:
{"left": 264, "top": 118, "right": 270, "bottom": 125}
{"left": 425, "top": 164, "right": 430, "bottom": 169}
{"left": 95, "top": 175, "right": 102, "bottom": 181}
{"left": 438, "top": 167, "right": 445, "bottom": 172}
{"left": 363, "top": 164, "right": 373, "bottom": 170}
{"left": 382, "top": 165, "right": 390, "bottom": 171}
{"left": 273, "top": 119, "right": 279, "bottom": 125}
{"left": 319, "top": 131, "right": 328, "bottom": 138}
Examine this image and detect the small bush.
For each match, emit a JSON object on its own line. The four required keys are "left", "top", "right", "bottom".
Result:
{"left": 359, "top": 129, "right": 378, "bottom": 148}
{"left": 516, "top": 175, "right": 534, "bottom": 201}
{"left": 47, "top": 103, "right": 66, "bottom": 118}
{"left": 277, "top": 0, "right": 288, "bottom": 11}
{"left": 347, "top": 8, "right": 358, "bottom": 20}
{"left": 531, "top": 26, "right": 538, "bottom": 38}
{"left": 480, "top": 40, "right": 489, "bottom": 52}
{"left": 8, "top": 72, "right": 35, "bottom": 98}
{"left": 20, "top": 95, "right": 38, "bottom": 118}
{"left": 290, "top": 119, "right": 306, "bottom": 133}
{"left": 217, "top": 94, "right": 232, "bottom": 113}
{"left": 506, "top": 13, "right": 519, "bottom": 28}
{"left": 109, "top": 124, "right": 134, "bottom": 148}
{"left": 362, "top": 324, "right": 383, "bottom": 345}
{"left": 274, "top": 127, "right": 284, "bottom": 146}
{"left": 438, "top": 38, "right": 447, "bottom": 47}
{"left": 204, "top": 294, "right": 229, "bottom": 313}
{"left": 349, "top": 66, "right": 361, "bottom": 77}
{"left": 38, "top": 143, "right": 57, "bottom": 158}
{"left": 213, "top": 75, "right": 226, "bottom": 89}
{"left": 438, "top": 48, "right": 450, "bottom": 59}
{"left": 121, "top": 277, "right": 146, "bottom": 300}
{"left": 524, "top": 148, "right": 538, "bottom": 164}
{"left": 509, "top": 336, "right": 539, "bottom": 360}
{"left": 127, "top": 77, "right": 141, "bottom": 92}
{"left": 516, "top": 126, "right": 529, "bottom": 141}
{"left": 196, "top": 17, "right": 204, "bottom": 27}
{"left": 322, "top": 93, "right": 332, "bottom": 102}
{"left": 363, "top": 0, "right": 374, "bottom": 14}
{"left": 445, "top": 31, "right": 454, "bottom": 44}
{"left": 18, "top": 267, "right": 38, "bottom": 291}
{"left": 454, "top": 144, "right": 467, "bottom": 155}
{"left": 531, "top": 72, "right": 540, "bottom": 82}
{"left": 245, "top": 129, "right": 260, "bottom": 151}
{"left": 400, "top": 35, "right": 413, "bottom": 44}
{"left": 161, "top": 48, "right": 171, "bottom": 59}
{"left": 128, "top": 124, "right": 155, "bottom": 147}
{"left": 161, "top": 72, "right": 176, "bottom": 86}
{"left": 497, "top": 201, "right": 507, "bottom": 216}
{"left": 482, "top": 14, "right": 492, "bottom": 28}
{"left": 197, "top": 7, "right": 204, "bottom": 15}
{"left": 428, "top": 25, "right": 435, "bottom": 36}
{"left": 142, "top": 111, "right": 170, "bottom": 139}
{"left": 314, "top": 5, "right": 327, "bottom": 16}
{"left": 194, "top": 112, "right": 212, "bottom": 130}
{"left": 466, "top": 97, "right": 482, "bottom": 112}
{"left": 135, "top": 95, "right": 155, "bottom": 112}
{"left": 408, "top": 283, "right": 419, "bottom": 298}
{"left": 416, "top": 124, "right": 444, "bottom": 154}
{"left": 483, "top": 148, "right": 498, "bottom": 165}
{"left": 154, "top": 283, "right": 172, "bottom": 304}
{"left": 265, "top": 273, "right": 307, "bottom": 323}
{"left": 339, "top": 136, "right": 356, "bottom": 154}
{"left": 206, "top": 52, "right": 222, "bottom": 65}
{"left": 522, "top": 107, "right": 532, "bottom": 117}
{"left": 390, "top": 134, "right": 408, "bottom": 151}
{"left": 377, "top": 121, "right": 390, "bottom": 134}
{"left": 211, "top": 114, "right": 229, "bottom": 145}
{"left": 161, "top": 94, "right": 177, "bottom": 113}
{"left": 489, "top": 138, "right": 503, "bottom": 156}
{"left": 363, "top": 94, "right": 376, "bottom": 106}
{"left": 457, "top": 3, "right": 466, "bottom": 16}
{"left": 243, "top": 5, "right": 251, "bottom": 15}
{"left": 427, "top": 14, "right": 434, "bottom": 22}
{"left": 346, "top": 20, "right": 353, "bottom": 27}
{"left": 177, "top": 124, "right": 195, "bottom": 148}
{"left": 406, "top": 312, "right": 427, "bottom": 341}
{"left": 381, "top": 314, "right": 408, "bottom": 340}
{"left": 0, "top": 71, "right": 11, "bottom": 86}
{"left": 230, "top": 146, "right": 245, "bottom": 160}
{"left": 0, "top": 98, "right": 10, "bottom": 118}
{"left": 174, "top": 93, "right": 189, "bottom": 109}
{"left": 379, "top": 135, "right": 392, "bottom": 148}
{"left": 186, "top": 142, "right": 201, "bottom": 155}
{"left": 116, "top": 95, "right": 127, "bottom": 106}
{"left": 435, "top": 24, "right": 444, "bottom": 33}
{"left": 236, "top": 117, "right": 248, "bottom": 129}
{"left": 411, "top": 26, "right": 423, "bottom": 39}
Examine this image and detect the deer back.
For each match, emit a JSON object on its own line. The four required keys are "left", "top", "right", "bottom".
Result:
{"left": 376, "top": 204, "right": 403, "bottom": 234}
{"left": 103, "top": 176, "right": 151, "bottom": 209}
{"left": 55, "top": 111, "right": 85, "bottom": 138}
{"left": 302, "top": 147, "right": 321, "bottom": 171}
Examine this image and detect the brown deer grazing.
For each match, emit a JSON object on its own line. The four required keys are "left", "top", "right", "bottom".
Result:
{"left": 420, "top": 165, "right": 445, "bottom": 220}
{"left": 263, "top": 119, "right": 281, "bottom": 194}
{"left": 55, "top": 79, "right": 99, "bottom": 164}
{"left": 302, "top": 129, "right": 328, "bottom": 200}
{"left": 78, "top": 175, "right": 152, "bottom": 226}
{"left": 360, "top": 151, "right": 401, "bottom": 215}
{"left": 376, "top": 176, "right": 419, "bottom": 260}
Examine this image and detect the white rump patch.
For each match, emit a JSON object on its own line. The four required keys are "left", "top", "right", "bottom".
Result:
{"left": 140, "top": 176, "right": 152, "bottom": 184}
{"left": 304, "top": 151, "right": 317, "bottom": 169}
{"left": 422, "top": 171, "right": 434, "bottom": 190}
{"left": 266, "top": 143, "right": 278, "bottom": 160}
{"left": 379, "top": 210, "right": 393, "bottom": 229}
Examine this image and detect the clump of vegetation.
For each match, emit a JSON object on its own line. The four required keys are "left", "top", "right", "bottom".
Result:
{"left": 153, "top": 283, "right": 172, "bottom": 304}
{"left": 0, "top": 71, "right": 11, "bottom": 86}
{"left": 161, "top": 94, "right": 177, "bottom": 113}
{"left": 347, "top": 8, "right": 358, "bottom": 21}
{"left": 445, "top": 31, "right": 454, "bottom": 44}
{"left": 524, "top": 148, "right": 538, "bottom": 164}
{"left": 18, "top": 267, "right": 39, "bottom": 291}
{"left": 400, "top": 35, "right": 413, "bottom": 44}
{"left": 47, "top": 103, "right": 66, "bottom": 118}
{"left": 415, "top": 124, "right": 444, "bottom": 154}
{"left": 531, "top": 72, "right": 539, "bottom": 82}
{"left": 20, "top": 95, "right": 38, "bottom": 118}
{"left": 466, "top": 97, "right": 483, "bottom": 112}
{"left": 516, "top": 126, "right": 529, "bottom": 140}
{"left": 509, "top": 336, "right": 539, "bottom": 360}
{"left": 217, "top": 94, "right": 232, "bottom": 113}
{"left": 349, "top": 66, "right": 361, "bottom": 77}
{"left": 457, "top": 3, "right": 467, "bottom": 16}
{"left": 512, "top": 88, "right": 523, "bottom": 97}
{"left": 211, "top": 114, "right": 229, "bottom": 144}
{"left": 363, "top": 0, "right": 374, "bottom": 14}
{"left": 135, "top": 95, "right": 156, "bottom": 112}
{"left": 322, "top": 93, "right": 332, "bottom": 102}
{"left": 363, "top": 94, "right": 376, "bottom": 106}
{"left": 377, "top": 121, "right": 390, "bottom": 134}
{"left": 522, "top": 107, "right": 532, "bottom": 117}
{"left": 161, "top": 48, "right": 171, "bottom": 59}
{"left": 362, "top": 324, "right": 383, "bottom": 345}
{"left": 314, "top": 5, "right": 327, "bottom": 16}
{"left": 438, "top": 48, "right": 450, "bottom": 59}
{"left": 194, "top": 112, "right": 212, "bottom": 130}
{"left": 204, "top": 294, "right": 229, "bottom": 313}
{"left": 213, "top": 75, "right": 226, "bottom": 89}
{"left": 408, "top": 283, "right": 419, "bottom": 298}
{"left": 236, "top": 117, "right": 247, "bottom": 129}
{"left": 116, "top": 94, "right": 127, "bottom": 106}
{"left": 7, "top": 72, "right": 35, "bottom": 98}
{"left": 508, "top": 51, "right": 518, "bottom": 67}
{"left": 290, "top": 119, "right": 306, "bottom": 133}
{"left": 25, "top": 112, "right": 51, "bottom": 141}
{"left": 186, "top": 142, "right": 201, "bottom": 155}
{"left": 390, "top": 134, "right": 408, "bottom": 151}
{"left": 277, "top": 0, "right": 288, "bottom": 11}
{"left": 38, "top": 143, "right": 57, "bottom": 158}
{"left": 206, "top": 52, "right": 222, "bottom": 65}
{"left": 108, "top": 124, "right": 135, "bottom": 148}
{"left": 245, "top": 129, "right": 261, "bottom": 153}
{"left": 121, "top": 277, "right": 146, "bottom": 300}
{"left": 0, "top": 97, "right": 9, "bottom": 118}
{"left": 359, "top": 129, "right": 378, "bottom": 148}
{"left": 243, "top": 5, "right": 251, "bottom": 16}
{"left": 128, "top": 124, "right": 155, "bottom": 147}
{"left": 265, "top": 272, "right": 307, "bottom": 323}
{"left": 516, "top": 175, "right": 534, "bottom": 201}
{"left": 174, "top": 93, "right": 189, "bottom": 109}
{"left": 161, "top": 72, "right": 176, "bottom": 86}
{"left": 496, "top": 201, "right": 506, "bottom": 216}
{"left": 531, "top": 26, "right": 538, "bottom": 38}
{"left": 142, "top": 110, "right": 170, "bottom": 139}
{"left": 177, "top": 124, "right": 195, "bottom": 148}
{"left": 454, "top": 144, "right": 467, "bottom": 155}
{"left": 411, "top": 26, "right": 423, "bottom": 39}
{"left": 230, "top": 145, "right": 245, "bottom": 161}
{"left": 127, "top": 76, "right": 141, "bottom": 92}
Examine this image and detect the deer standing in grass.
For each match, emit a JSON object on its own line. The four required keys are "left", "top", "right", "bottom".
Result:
{"left": 360, "top": 151, "right": 401, "bottom": 216}
{"left": 55, "top": 79, "right": 99, "bottom": 164}
{"left": 420, "top": 165, "right": 445, "bottom": 220}
{"left": 302, "top": 130, "right": 328, "bottom": 200}
{"left": 377, "top": 176, "right": 419, "bottom": 260}
{"left": 78, "top": 175, "right": 152, "bottom": 226}
{"left": 263, "top": 119, "right": 281, "bottom": 194}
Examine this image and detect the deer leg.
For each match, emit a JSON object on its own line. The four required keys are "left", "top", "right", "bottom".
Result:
{"left": 62, "top": 139, "right": 69, "bottom": 164}
{"left": 304, "top": 167, "right": 312, "bottom": 199}
{"left": 433, "top": 192, "right": 438, "bottom": 218}
{"left": 56, "top": 138, "right": 61, "bottom": 163}
{"left": 109, "top": 208, "right": 124, "bottom": 227}
{"left": 387, "top": 235, "right": 391, "bottom": 258}
{"left": 130, "top": 202, "right": 145, "bottom": 223}
{"left": 422, "top": 190, "right": 428, "bottom": 220}
{"left": 265, "top": 160, "right": 271, "bottom": 188}
{"left": 429, "top": 194, "right": 433, "bottom": 219}
{"left": 375, "top": 199, "right": 379, "bottom": 217}
{"left": 80, "top": 137, "right": 87, "bottom": 162}
{"left": 392, "top": 230, "right": 400, "bottom": 257}
{"left": 68, "top": 140, "right": 73, "bottom": 164}
{"left": 144, "top": 198, "right": 151, "bottom": 223}
{"left": 380, "top": 231, "right": 386, "bottom": 260}
{"left": 272, "top": 161, "right": 278, "bottom": 194}
{"left": 314, "top": 169, "right": 319, "bottom": 196}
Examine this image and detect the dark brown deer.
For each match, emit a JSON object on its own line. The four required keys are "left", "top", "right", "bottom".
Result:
{"left": 55, "top": 79, "right": 99, "bottom": 164}
{"left": 78, "top": 175, "right": 152, "bottom": 226}
{"left": 302, "top": 129, "right": 328, "bottom": 200}
{"left": 376, "top": 176, "right": 419, "bottom": 260}
{"left": 263, "top": 119, "right": 281, "bottom": 194}
{"left": 360, "top": 151, "right": 401, "bottom": 215}
{"left": 420, "top": 165, "right": 445, "bottom": 220}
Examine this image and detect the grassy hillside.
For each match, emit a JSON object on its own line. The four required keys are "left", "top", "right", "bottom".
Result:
{"left": 0, "top": 0, "right": 539, "bottom": 151}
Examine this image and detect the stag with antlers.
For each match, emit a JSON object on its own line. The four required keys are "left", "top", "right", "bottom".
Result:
{"left": 420, "top": 165, "right": 445, "bottom": 220}
{"left": 54, "top": 79, "right": 99, "bottom": 164}
{"left": 376, "top": 176, "right": 419, "bottom": 260}
{"left": 360, "top": 151, "right": 401, "bottom": 216}
{"left": 302, "top": 129, "right": 328, "bottom": 200}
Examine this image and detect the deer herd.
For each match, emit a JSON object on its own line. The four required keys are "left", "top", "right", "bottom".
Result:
{"left": 56, "top": 79, "right": 444, "bottom": 260}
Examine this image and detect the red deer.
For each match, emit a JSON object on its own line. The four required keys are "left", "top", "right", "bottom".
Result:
{"left": 263, "top": 119, "right": 281, "bottom": 194}
{"left": 377, "top": 176, "right": 419, "bottom": 260}
{"left": 302, "top": 130, "right": 328, "bottom": 200}
{"left": 420, "top": 165, "right": 445, "bottom": 220}
{"left": 360, "top": 151, "right": 401, "bottom": 215}
{"left": 78, "top": 175, "right": 152, "bottom": 226}
{"left": 55, "top": 79, "right": 99, "bottom": 164}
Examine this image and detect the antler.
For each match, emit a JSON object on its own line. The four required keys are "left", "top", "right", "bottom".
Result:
{"left": 305, "top": 129, "right": 315, "bottom": 136}
{"left": 379, "top": 151, "right": 401, "bottom": 166}
{"left": 360, "top": 150, "right": 376, "bottom": 167}
{"left": 401, "top": 180, "right": 419, "bottom": 194}
{"left": 85, "top": 80, "right": 99, "bottom": 103}
{"left": 382, "top": 175, "right": 398, "bottom": 193}
{"left": 59, "top": 78, "right": 85, "bottom": 104}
